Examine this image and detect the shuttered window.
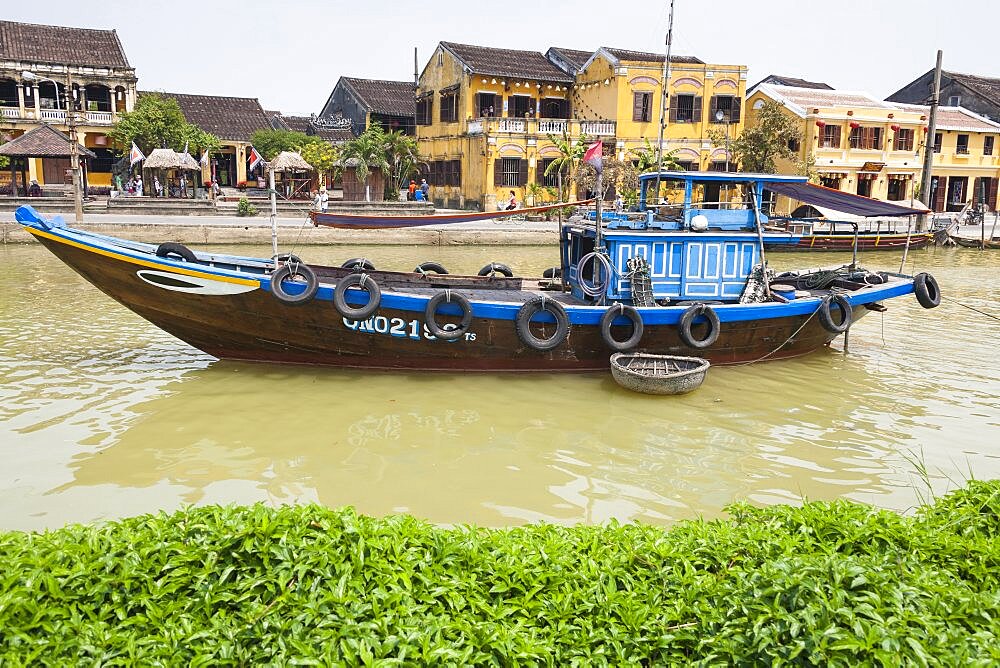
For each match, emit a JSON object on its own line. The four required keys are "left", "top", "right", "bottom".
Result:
{"left": 709, "top": 96, "right": 740, "bottom": 123}
{"left": 494, "top": 157, "right": 525, "bottom": 187}
{"left": 672, "top": 95, "right": 701, "bottom": 123}
{"left": 894, "top": 128, "right": 914, "bottom": 151}
{"left": 985, "top": 136, "right": 995, "bottom": 156}
{"left": 632, "top": 92, "right": 652, "bottom": 122}
{"left": 821, "top": 125, "right": 841, "bottom": 148}
{"left": 416, "top": 97, "right": 433, "bottom": 125}
{"left": 440, "top": 92, "right": 458, "bottom": 123}
{"left": 848, "top": 126, "right": 882, "bottom": 150}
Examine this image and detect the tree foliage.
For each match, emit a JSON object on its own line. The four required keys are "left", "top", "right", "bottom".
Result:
{"left": 299, "top": 140, "right": 337, "bottom": 175}
{"left": 108, "top": 93, "right": 219, "bottom": 155}
{"left": 337, "top": 125, "right": 391, "bottom": 188}
{"left": 573, "top": 158, "right": 639, "bottom": 200}
{"left": 249, "top": 129, "right": 315, "bottom": 161}
{"left": 544, "top": 132, "right": 589, "bottom": 202}
{"left": 716, "top": 100, "right": 803, "bottom": 174}
{"left": 628, "top": 138, "right": 683, "bottom": 174}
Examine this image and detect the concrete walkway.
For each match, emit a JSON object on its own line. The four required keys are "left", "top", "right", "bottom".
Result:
{"left": 0, "top": 210, "right": 562, "bottom": 246}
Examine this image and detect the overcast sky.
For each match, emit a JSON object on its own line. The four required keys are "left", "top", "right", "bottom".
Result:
{"left": 9, "top": 0, "right": 997, "bottom": 115}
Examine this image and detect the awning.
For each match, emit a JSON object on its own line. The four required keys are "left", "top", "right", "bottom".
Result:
{"left": 767, "top": 181, "right": 930, "bottom": 217}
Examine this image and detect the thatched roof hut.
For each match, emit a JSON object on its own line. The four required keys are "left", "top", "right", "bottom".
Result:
{"left": 143, "top": 148, "right": 189, "bottom": 170}
{"left": 268, "top": 151, "right": 313, "bottom": 172}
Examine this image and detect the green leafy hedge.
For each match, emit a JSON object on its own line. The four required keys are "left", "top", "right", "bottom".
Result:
{"left": 2, "top": 482, "right": 999, "bottom": 665}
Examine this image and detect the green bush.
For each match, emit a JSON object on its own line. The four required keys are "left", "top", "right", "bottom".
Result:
{"left": 2, "top": 482, "right": 1000, "bottom": 664}
{"left": 236, "top": 196, "right": 257, "bottom": 217}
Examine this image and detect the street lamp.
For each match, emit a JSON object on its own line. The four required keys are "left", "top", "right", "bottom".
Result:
{"left": 715, "top": 109, "right": 730, "bottom": 172}
{"left": 22, "top": 70, "right": 82, "bottom": 222}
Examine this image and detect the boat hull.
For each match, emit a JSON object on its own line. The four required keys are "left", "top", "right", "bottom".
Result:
{"left": 26, "top": 227, "right": 902, "bottom": 371}
{"left": 765, "top": 233, "right": 933, "bottom": 252}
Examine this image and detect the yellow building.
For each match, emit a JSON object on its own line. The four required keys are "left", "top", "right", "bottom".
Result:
{"left": 746, "top": 83, "right": 1000, "bottom": 213}
{"left": 572, "top": 48, "right": 747, "bottom": 172}
{"left": 0, "top": 20, "right": 137, "bottom": 189}
{"left": 415, "top": 42, "right": 747, "bottom": 210}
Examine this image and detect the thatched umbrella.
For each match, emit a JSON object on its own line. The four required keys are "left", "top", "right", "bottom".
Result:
{"left": 177, "top": 151, "right": 201, "bottom": 171}
{"left": 268, "top": 151, "right": 313, "bottom": 173}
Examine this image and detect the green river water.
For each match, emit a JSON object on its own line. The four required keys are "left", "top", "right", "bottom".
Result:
{"left": 1, "top": 242, "right": 997, "bottom": 531}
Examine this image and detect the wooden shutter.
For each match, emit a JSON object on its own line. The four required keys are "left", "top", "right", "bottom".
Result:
{"left": 453, "top": 160, "right": 462, "bottom": 187}
{"left": 668, "top": 96, "right": 677, "bottom": 123}
{"left": 831, "top": 126, "right": 841, "bottom": 149}
{"left": 730, "top": 97, "right": 742, "bottom": 123}
{"left": 536, "top": 159, "right": 545, "bottom": 184}
{"left": 692, "top": 96, "right": 702, "bottom": 123}
{"left": 989, "top": 177, "right": 999, "bottom": 210}
{"left": 709, "top": 95, "right": 718, "bottom": 120}
{"left": 494, "top": 159, "right": 502, "bottom": 186}
{"left": 973, "top": 177, "right": 983, "bottom": 205}
{"left": 632, "top": 92, "right": 643, "bottom": 121}
{"left": 933, "top": 177, "right": 947, "bottom": 212}
{"left": 518, "top": 159, "right": 528, "bottom": 186}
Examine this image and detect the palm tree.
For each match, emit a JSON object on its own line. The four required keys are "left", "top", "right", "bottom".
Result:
{"left": 629, "top": 138, "right": 682, "bottom": 174}
{"left": 338, "top": 126, "right": 391, "bottom": 201}
{"left": 544, "top": 131, "right": 588, "bottom": 202}
{"left": 383, "top": 129, "right": 421, "bottom": 200}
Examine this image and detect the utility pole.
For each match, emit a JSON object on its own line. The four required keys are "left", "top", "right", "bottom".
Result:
{"left": 66, "top": 69, "right": 83, "bottom": 223}
{"left": 653, "top": 0, "right": 676, "bottom": 204}
{"left": 918, "top": 50, "right": 942, "bottom": 232}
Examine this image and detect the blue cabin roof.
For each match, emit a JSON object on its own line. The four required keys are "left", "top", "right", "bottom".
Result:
{"left": 637, "top": 171, "right": 807, "bottom": 185}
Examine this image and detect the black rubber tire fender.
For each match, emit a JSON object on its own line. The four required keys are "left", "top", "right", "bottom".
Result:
{"left": 478, "top": 262, "right": 514, "bottom": 278}
{"left": 599, "top": 303, "right": 644, "bottom": 351}
{"left": 270, "top": 262, "right": 319, "bottom": 306}
{"left": 155, "top": 242, "right": 197, "bottom": 263}
{"left": 515, "top": 296, "right": 570, "bottom": 351}
{"left": 678, "top": 304, "right": 721, "bottom": 349}
{"left": 542, "top": 266, "right": 562, "bottom": 279}
{"left": 424, "top": 290, "right": 473, "bottom": 341}
{"left": 274, "top": 253, "right": 303, "bottom": 265}
{"left": 817, "top": 294, "right": 853, "bottom": 334}
{"left": 913, "top": 272, "right": 940, "bottom": 309}
{"left": 342, "top": 257, "right": 375, "bottom": 272}
{"left": 333, "top": 273, "right": 381, "bottom": 320}
{"left": 414, "top": 261, "right": 449, "bottom": 275}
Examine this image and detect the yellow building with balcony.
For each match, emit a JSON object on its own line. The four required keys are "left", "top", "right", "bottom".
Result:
{"left": 0, "top": 20, "right": 137, "bottom": 190}
{"left": 745, "top": 83, "right": 1000, "bottom": 213}
{"left": 415, "top": 42, "right": 747, "bottom": 211}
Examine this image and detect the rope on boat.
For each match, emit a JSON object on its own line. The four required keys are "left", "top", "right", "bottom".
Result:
{"left": 733, "top": 304, "right": 824, "bottom": 366}
{"left": 941, "top": 296, "right": 1000, "bottom": 322}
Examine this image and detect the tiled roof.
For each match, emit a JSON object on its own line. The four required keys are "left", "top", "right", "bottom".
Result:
{"left": 546, "top": 47, "right": 594, "bottom": 73}
{"left": 890, "top": 103, "right": 1000, "bottom": 132}
{"left": 601, "top": 47, "right": 703, "bottom": 65}
{"left": 141, "top": 91, "right": 272, "bottom": 142}
{"left": 947, "top": 71, "right": 1000, "bottom": 104}
{"left": 0, "top": 20, "right": 130, "bottom": 68}
{"left": 343, "top": 78, "right": 415, "bottom": 117}
{"left": 0, "top": 124, "right": 96, "bottom": 158}
{"left": 765, "top": 85, "right": 894, "bottom": 111}
{"left": 275, "top": 114, "right": 355, "bottom": 143}
{"left": 440, "top": 42, "right": 574, "bottom": 83}
{"left": 754, "top": 74, "right": 833, "bottom": 90}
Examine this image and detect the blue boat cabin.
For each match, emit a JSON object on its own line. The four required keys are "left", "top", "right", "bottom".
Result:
{"left": 563, "top": 172, "right": 808, "bottom": 304}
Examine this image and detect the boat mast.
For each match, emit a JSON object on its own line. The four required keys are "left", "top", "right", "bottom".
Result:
{"left": 653, "top": 0, "right": 676, "bottom": 204}
{"left": 268, "top": 163, "right": 279, "bottom": 260}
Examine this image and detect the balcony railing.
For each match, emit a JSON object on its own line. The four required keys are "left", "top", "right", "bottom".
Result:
{"left": 469, "top": 117, "right": 616, "bottom": 138}
{"left": 1, "top": 107, "right": 19, "bottom": 119}
{"left": 85, "top": 111, "right": 114, "bottom": 124}
{"left": 40, "top": 109, "right": 66, "bottom": 122}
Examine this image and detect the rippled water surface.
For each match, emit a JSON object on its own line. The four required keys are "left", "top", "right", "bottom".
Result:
{"left": 1, "top": 241, "right": 998, "bottom": 531}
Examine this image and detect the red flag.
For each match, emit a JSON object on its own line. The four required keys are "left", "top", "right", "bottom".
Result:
{"left": 583, "top": 140, "right": 603, "bottom": 171}
{"left": 247, "top": 146, "right": 264, "bottom": 171}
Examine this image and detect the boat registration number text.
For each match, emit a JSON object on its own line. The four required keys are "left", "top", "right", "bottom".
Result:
{"left": 343, "top": 316, "right": 476, "bottom": 342}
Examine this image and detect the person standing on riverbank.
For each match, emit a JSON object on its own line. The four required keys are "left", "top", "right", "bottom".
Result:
{"left": 420, "top": 179, "right": 429, "bottom": 201}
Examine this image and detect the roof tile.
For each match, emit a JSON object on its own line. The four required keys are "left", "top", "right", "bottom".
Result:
{"left": 343, "top": 78, "right": 415, "bottom": 117}
{"left": 0, "top": 20, "right": 130, "bottom": 69}
{"left": 140, "top": 91, "right": 273, "bottom": 142}
{"left": 441, "top": 42, "right": 574, "bottom": 83}
{"left": 0, "top": 124, "right": 96, "bottom": 158}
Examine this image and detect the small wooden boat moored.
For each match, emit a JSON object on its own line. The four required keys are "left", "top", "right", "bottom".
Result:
{"left": 610, "top": 353, "right": 710, "bottom": 394}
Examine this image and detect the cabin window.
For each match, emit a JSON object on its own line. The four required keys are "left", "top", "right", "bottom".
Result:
{"left": 933, "top": 132, "right": 942, "bottom": 153}
{"left": 820, "top": 125, "right": 841, "bottom": 148}
{"left": 477, "top": 92, "right": 497, "bottom": 117}
{"left": 849, "top": 126, "right": 882, "bottom": 150}
{"left": 956, "top": 134, "right": 969, "bottom": 154}
{"left": 439, "top": 92, "right": 458, "bottom": 123}
{"left": 416, "top": 96, "right": 433, "bottom": 125}
{"left": 709, "top": 95, "right": 740, "bottom": 123}
{"left": 511, "top": 95, "right": 532, "bottom": 118}
{"left": 985, "top": 136, "right": 995, "bottom": 155}
{"left": 632, "top": 92, "right": 652, "bottom": 122}
{"left": 894, "top": 128, "right": 914, "bottom": 152}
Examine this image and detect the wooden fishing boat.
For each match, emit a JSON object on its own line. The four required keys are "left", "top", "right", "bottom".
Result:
{"left": 13, "top": 172, "right": 939, "bottom": 373}
{"left": 310, "top": 199, "right": 590, "bottom": 229}
{"left": 764, "top": 230, "right": 934, "bottom": 252}
{"left": 610, "top": 353, "right": 709, "bottom": 394}
{"left": 949, "top": 235, "right": 1000, "bottom": 249}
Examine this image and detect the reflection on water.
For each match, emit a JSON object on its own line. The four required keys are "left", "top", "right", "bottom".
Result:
{"left": 1, "top": 243, "right": 998, "bottom": 530}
